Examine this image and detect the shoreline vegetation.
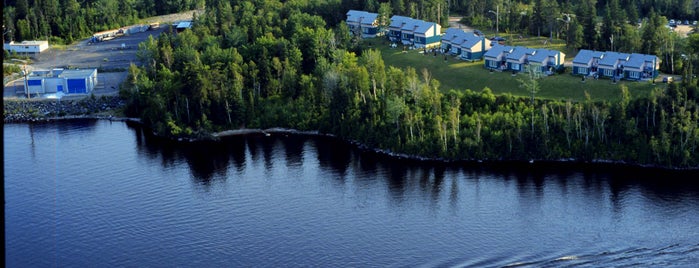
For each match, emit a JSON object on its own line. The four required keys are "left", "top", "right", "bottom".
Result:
{"left": 4, "top": 105, "right": 699, "bottom": 171}
{"left": 5, "top": 1, "right": 699, "bottom": 170}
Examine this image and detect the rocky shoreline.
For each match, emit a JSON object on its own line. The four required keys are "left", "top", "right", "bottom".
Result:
{"left": 3, "top": 96, "right": 126, "bottom": 123}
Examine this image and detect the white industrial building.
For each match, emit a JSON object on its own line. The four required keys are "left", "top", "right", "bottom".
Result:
{"left": 4, "top": 40, "right": 49, "bottom": 54}
{"left": 25, "top": 68, "right": 98, "bottom": 96}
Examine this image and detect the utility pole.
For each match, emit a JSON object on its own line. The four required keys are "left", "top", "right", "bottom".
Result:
{"left": 560, "top": 13, "right": 574, "bottom": 47}
{"left": 610, "top": 34, "right": 614, "bottom": 52}
{"left": 489, "top": 5, "right": 499, "bottom": 35}
{"left": 23, "top": 65, "right": 29, "bottom": 99}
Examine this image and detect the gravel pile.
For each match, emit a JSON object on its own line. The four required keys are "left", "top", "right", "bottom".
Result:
{"left": 4, "top": 96, "right": 126, "bottom": 123}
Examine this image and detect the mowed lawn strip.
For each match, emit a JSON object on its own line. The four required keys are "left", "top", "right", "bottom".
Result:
{"left": 370, "top": 40, "right": 660, "bottom": 102}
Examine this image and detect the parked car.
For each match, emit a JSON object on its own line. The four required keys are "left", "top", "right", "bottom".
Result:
{"left": 684, "top": 20, "right": 690, "bottom": 25}
{"left": 669, "top": 19, "right": 675, "bottom": 26}
{"left": 663, "top": 76, "right": 673, "bottom": 83}
{"left": 694, "top": 21, "right": 698, "bottom": 26}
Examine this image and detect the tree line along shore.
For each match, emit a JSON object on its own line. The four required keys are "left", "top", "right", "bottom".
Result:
{"left": 4, "top": 0, "right": 699, "bottom": 169}
{"left": 114, "top": 1, "right": 698, "bottom": 169}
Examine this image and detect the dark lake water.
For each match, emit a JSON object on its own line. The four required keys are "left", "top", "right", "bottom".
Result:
{"left": 5, "top": 120, "right": 699, "bottom": 267}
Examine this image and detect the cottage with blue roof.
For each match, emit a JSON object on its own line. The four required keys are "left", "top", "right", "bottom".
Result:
{"left": 527, "top": 48, "right": 566, "bottom": 74}
{"left": 572, "top": 49, "right": 605, "bottom": 76}
{"left": 440, "top": 28, "right": 491, "bottom": 60}
{"left": 388, "top": 15, "right": 412, "bottom": 43}
{"left": 623, "top": 53, "right": 659, "bottom": 80}
{"left": 572, "top": 50, "right": 660, "bottom": 80}
{"left": 440, "top": 28, "right": 461, "bottom": 52}
{"left": 412, "top": 20, "right": 441, "bottom": 48}
{"left": 346, "top": 10, "right": 380, "bottom": 38}
{"left": 598, "top": 52, "right": 630, "bottom": 79}
{"left": 505, "top": 46, "right": 536, "bottom": 72}
{"left": 484, "top": 45, "right": 514, "bottom": 70}
{"left": 388, "top": 15, "right": 441, "bottom": 48}
{"left": 455, "top": 32, "right": 491, "bottom": 60}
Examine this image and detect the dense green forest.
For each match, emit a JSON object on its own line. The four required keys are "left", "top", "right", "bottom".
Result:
{"left": 2, "top": 0, "right": 203, "bottom": 44}
{"left": 108, "top": 0, "right": 699, "bottom": 168}
{"left": 3, "top": 0, "right": 697, "bottom": 72}
{"left": 3, "top": 0, "right": 698, "bottom": 168}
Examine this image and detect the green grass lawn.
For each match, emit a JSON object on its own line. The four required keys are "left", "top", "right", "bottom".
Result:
{"left": 366, "top": 39, "right": 663, "bottom": 102}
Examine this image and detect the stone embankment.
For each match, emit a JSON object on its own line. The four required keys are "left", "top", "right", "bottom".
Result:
{"left": 4, "top": 96, "right": 126, "bottom": 123}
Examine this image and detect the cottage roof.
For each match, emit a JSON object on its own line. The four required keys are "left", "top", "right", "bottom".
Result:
{"left": 460, "top": 33, "right": 484, "bottom": 48}
{"left": 572, "top": 49, "right": 604, "bottom": 64}
{"left": 401, "top": 19, "right": 419, "bottom": 32}
{"left": 442, "top": 28, "right": 484, "bottom": 48}
{"left": 598, "top": 52, "right": 630, "bottom": 67}
{"left": 414, "top": 20, "right": 435, "bottom": 34}
{"left": 442, "top": 28, "right": 462, "bottom": 43}
{"left": 484, "top": 45, "right": 513, "bottom": 58}
{"left": 506, "top": 46, "right": 536, "bottom": 61}
{"left": 625, "top": 53, "right": 657, "bottom": 69}
{"left": 528, "top": 48, "right": 560, "bottom": 63}
{"left": 389, "top": 15, "right": 413, "bottom": 29}
{"left": 346, "top": 10, "right": 378, "bottom": 25}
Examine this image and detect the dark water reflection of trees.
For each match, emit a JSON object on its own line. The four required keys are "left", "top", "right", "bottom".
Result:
{"left": 128, "top": 122, "right": 699, "bottom": 207}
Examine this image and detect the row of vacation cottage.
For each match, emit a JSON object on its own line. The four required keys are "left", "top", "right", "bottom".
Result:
{"left": 346, "top": 10, "right": 660, "bottom": 80}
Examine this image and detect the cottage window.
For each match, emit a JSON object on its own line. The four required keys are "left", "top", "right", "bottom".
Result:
{"left": 628, "top": 71, "right": 640, "bottom": 79}
{"left": 604, "top": 69, "right": 614, "bottom": 77}
{"left": 578, "top": 67, "right": 588, "bottom": 75}
{"left": 511, "top": 63, "right": 521, "bottom": 70}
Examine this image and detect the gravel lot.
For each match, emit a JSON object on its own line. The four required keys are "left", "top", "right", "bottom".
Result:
{"left": 4, "top": 9, "right": 203, "bottom": 99}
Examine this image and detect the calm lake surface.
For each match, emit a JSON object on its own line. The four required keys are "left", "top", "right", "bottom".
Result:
{"left": 5, "top": 120, "right": 699, "bottom": 267}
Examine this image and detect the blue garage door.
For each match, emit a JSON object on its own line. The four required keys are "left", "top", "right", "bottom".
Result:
{"left": 27, "top": 79, "right": 42, "bottom": 86}
{"left": 67, "top": 79, "right": 86, "bottom": 93}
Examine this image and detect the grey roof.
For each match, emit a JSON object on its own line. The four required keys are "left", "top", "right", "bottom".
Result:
{"left": 625, "top": 53, "right": 658, "bottom": 69}
{"left": 598, "top": 51, "right": 630, "bottom": 67}
{"left": 484, "top": 45, "right": 513, "bottom": 59}
{"left": 29, "top": 68, "right": 96, "bottom": 78}
{"left": 506, "top": 46, "right": 536, "bottom": 61}
{"left": 572, "top": 49, "right": 604, "bottom": 64}
{"left": 60, "top": 69, "right": 97, "bottom": 78}
{"left": 346, "top": 10, "right": 379, "bottom": 25}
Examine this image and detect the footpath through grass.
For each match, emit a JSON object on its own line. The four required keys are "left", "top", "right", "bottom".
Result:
{"left": 366, "top": 39, "right": 662, "bottom": 102}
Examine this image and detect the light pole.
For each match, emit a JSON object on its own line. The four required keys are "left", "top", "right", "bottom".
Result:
{"left": 559, "top": 13, "right": 574, "bottom": 46}
{"left": 610, "top": 34, "right": 614, "bottom": 52}
{"left": 22, "top": 65, "right": 29, "bottom": 99}
{"left": 488, "top": 5, "right": 499, "bottom": 35}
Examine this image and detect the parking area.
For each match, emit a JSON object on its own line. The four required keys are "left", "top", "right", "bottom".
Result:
{"left": 4, "top": 28, "right": 168, "bottom": 99}
{"left": 33, "top": 27, "right": 168, "bottom": 71}
{"left": 4, "top": 9, "right": 205, "bottom": 99}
